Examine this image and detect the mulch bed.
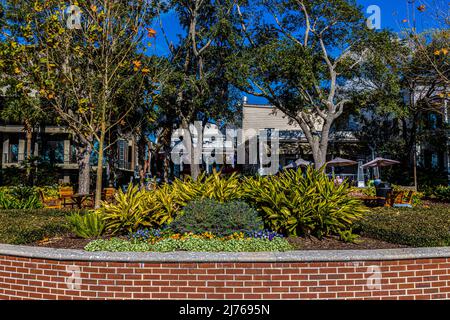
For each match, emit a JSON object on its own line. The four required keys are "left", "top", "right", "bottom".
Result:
{"left": 31, "top": 234, "right": 408, "bottom": 251}
{"left": 31, "top": 235, "right": 92, "bottom": 250}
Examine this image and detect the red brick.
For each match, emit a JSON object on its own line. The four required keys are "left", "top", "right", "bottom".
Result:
{"left": 0, "top": 254, "right": 450, "bottom": 300}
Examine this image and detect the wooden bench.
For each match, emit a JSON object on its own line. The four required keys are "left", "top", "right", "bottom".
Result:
{"left": 38, "top": 190, "right": 61, "bottom": 209}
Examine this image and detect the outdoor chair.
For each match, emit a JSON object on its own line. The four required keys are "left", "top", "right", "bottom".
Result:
{"left": 38, "top": 190, "right": 61, "bottom": 209}
{"left": 59, "top": 186, "right": 75, "bottom": 208}
{"left": 102, "top": 187, "right": 116, "bottom": 203}
{"left": 392, "top": 190, "right": 414, "bottom": 208}
{"left": 385, "top": 191, "right": 403, "bottom": 207}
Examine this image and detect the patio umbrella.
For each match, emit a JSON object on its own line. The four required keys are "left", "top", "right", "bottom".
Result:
{"left": 362, "top": 157, "right": 400, "bottom": 180}
{"left": 283, "top": 158, "right": 312, "bottom": 169}
{"left": 326, "top": 157, "right": 358, "bottom": 167}
{"left": 362, "top": 157, "right": 400, "bottom": 168}
{"left": 326, "top": 157, "right": 357, "bottom": 177}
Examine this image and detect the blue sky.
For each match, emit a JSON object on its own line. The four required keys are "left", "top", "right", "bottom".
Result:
{"left": 148, "top": 0, "right": 440, "bottom": 104}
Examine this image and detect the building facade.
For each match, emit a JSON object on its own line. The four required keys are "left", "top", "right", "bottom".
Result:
{"left": 0, "top": 123, "right": 137, "bottom": 185}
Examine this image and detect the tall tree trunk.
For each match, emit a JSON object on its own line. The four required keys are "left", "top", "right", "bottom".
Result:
{"left": 95, "top": 125, "right": 106, "bottom": 208}
{"left": 24, "top": 121, "right": 32, "bottom": 159}
{"left": 163, "top": 148, "right": 170, "bottom": 183}
{"left": 312, "top": 148, "right": 327, "bottom": 170}
{"left": 310, "top": 137, "right": 327, "bottom": 170}
{"left": 24, "top": 121, "right": 33, "bottom": 185}
{"left": 77, "top": 143, "right": 92, "bottom": 194}
{"left": 137, "top": 130, "right": 146, "bottom": 169}
{"left": 181, "top": 119, "right": 201, "bottom": 180}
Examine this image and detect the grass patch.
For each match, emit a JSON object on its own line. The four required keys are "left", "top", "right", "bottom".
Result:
{"left": 356, "top": 204, "right": 450, "bottom": 247}
{"left": 0, "top": 209, "right": 71, "bottom": 244}
{"left": 85, "top": 237, "right": 293, "bottom": 252}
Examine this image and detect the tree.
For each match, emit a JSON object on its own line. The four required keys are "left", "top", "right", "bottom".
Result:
{"left": 157, "top": 0, "right": 241, "bottom": 179}
{"left": 401, "top": 0, "right": 449, "bottom": 86}
{"left": 352, "top": 29, "right": 449, "bottom": 189}
{"left": 5, "top": 0, "right": 159, "bottom": 207}
{"left": 0, "top": 93, "right": 45, "bottom": 160}
{"left": 229, "top": 0, "right": 402, "bottom": 169}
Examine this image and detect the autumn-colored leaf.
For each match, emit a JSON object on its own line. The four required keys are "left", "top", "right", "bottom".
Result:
{"left": 146, "top": 28, "right": 157, "bottom": 38}
{"left": 90, "top": 5, "right": 98, "bottom": 12}
{"left": 142, "top": 68, "right": 150, "bottom": 74}
{"left": 132, "top": 60, "right": 142, "bottom": 71}
{"left": 417, "top": 5, "right": 426, "bottom": 12}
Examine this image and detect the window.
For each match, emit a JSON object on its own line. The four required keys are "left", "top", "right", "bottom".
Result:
{"left": 431, "top": 153, "right": 439, "bottom": 169}
{"left": 43, "top": 141, "right": 64, "bottom": 164}
{"left": 9, "top": 136, "right": 19, "bottom": 163}
{"left": 429, "top": 114, "right": 438, "bottom": 130}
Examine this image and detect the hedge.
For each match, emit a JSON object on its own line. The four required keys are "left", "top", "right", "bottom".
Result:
{"left": 356, "top": 205, "right": 450, "bottom": 247}
{"left": 0, "top": 209, "right": 71, "bottom": 244}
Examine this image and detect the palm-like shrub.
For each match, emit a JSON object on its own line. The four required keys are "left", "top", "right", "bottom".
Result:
{"left": 100, "top": 184, "right": 182, "bottom": 235}
{"left": 100, "top": 185, "right": 153, "bottom": 234}
{"left": 67, "top": 211, "right": 105, "bottom": 239}
{"left": 98, "top": 169, "right": 363, "bottom": 239}
{"left": 243, "top": 167, "right": 365, "bottom": 238}
{"left": 171, "top": 171, "right": 244, "bottom": 205}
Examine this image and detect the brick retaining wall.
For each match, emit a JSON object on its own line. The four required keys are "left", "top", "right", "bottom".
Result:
{"left": 1, "top": 252, "right": 450, "bottom": 300}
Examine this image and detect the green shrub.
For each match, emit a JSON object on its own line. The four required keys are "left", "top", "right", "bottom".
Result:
{"left": 0, "top": 186, "right": 42, "bottom": 209}
{"left": 0, "top": 158, "right": 61, "bottom": 186}
{"left": 100, "top": 184, "right": 179, "bottom": 235}
{"left": 84, "top": 237, "right": 293, "bottom": 252}
{"left": 171, "top": 171, "right": 244, "bottom": 205}
{"left": 169, "top": 199, "right": 263, "bottom": 237}
{"left": 67, "top": 211, "right": 106, "bottom": 239}
{"left": 99, "top": 169, "right": 363, "bottom": 238}
{"left": 434, "top": 186, "right": 450, "bottom": 202}
{"left": 0, "top": 209, "right": 70, "bottom": 244}
{"left": 243, "top": 167, "right": 365, "bottom": 239}
{"left": 100, "top": 185, "right": 152, "bottom": 234}
{"left": 100, "top": 172, "right": 245, "bottom": 235}
{"left": 356, "top": 205, "right": 450, "bottom": 247}
{"left": 85, "top": 238, "right": 152, "bottom": 252}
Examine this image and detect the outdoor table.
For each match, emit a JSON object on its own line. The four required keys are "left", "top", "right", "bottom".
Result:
{"left": 358, "top": 196, "right": 386, "bottom": 207}
{"left": 71, "top": 193, "right": 94, "bottom": 209}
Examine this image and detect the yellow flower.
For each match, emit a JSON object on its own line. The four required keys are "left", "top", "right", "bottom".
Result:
{"left": 141, "top": 68, "right": 150, "bottom": 75}
{"left": 434, "top": 50, "right": 441, "bottom": 56}
{"left": 90, "top": 5, "right": 98, "bottom": 12}
{"left": 441, "top": 48, "right": 448, "bottom": 55}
